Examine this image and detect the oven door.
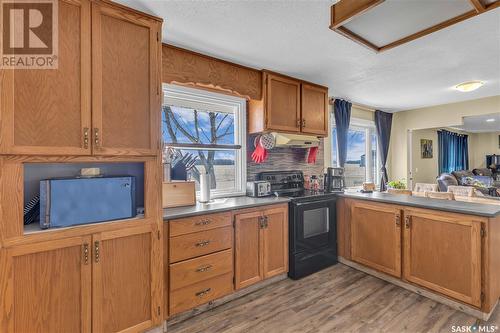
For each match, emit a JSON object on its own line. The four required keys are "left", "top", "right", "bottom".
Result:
{"left": 291, "top": 198, "right": 336, "bottom": 253}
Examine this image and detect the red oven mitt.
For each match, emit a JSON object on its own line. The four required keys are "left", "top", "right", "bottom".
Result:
{"left": 307, "top": 146, "right": 318, "bottom": 164}
{"left": 251, "top": 137, "right": 268, "bottom": 164}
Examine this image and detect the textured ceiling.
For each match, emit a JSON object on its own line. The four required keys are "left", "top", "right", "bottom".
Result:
{"left": 453, "top": 112, "right": 500, "bottom": 132}
{"left": 116, "top": 0, "right": 500, "bottom": 112}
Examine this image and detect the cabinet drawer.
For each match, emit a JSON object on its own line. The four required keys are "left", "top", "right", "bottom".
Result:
{"left": 170, "top": 249, "right": 233, "bottom": 291}
{"left": 169, "top": 227, "right": 233, "bottom": 263}
{"left": 170, "top": 273, "right": 233, "bottom": 315}
{"left": 170, "top": 212, "right": 232, "bottom": 237}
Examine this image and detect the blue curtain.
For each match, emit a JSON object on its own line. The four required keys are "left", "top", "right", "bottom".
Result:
{"left": 375, "top": 110, "right": 393, "bottom": 191}
{"left": 438, "top": 130, "right": 469, "bottom": 174}
{"left": 334, "top": 99, "right": 352, "bottom": 167}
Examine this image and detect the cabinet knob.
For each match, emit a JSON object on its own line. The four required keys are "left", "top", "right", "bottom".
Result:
{"left": 94, "top": 241, "right": 100, "bottom": 263}
{"left": 405, "top": 215, "right": 411, "bottom": 229}
{"left": 302, "top": 119, "right": 306, "bottom": 128}
{"left": 395, "top": 214, "right": 401, "bottom": 227}
{"left": 83, "top": 243, "right": 89, "bottom": 265}
{"left": 93, "top": 128, "right": 100, "bottom": 148}
{"left": 83, "top": 128, "right": 89, "bottom": 149}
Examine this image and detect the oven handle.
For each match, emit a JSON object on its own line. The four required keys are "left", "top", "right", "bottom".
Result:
{"left": 293, "top": 198, "right": 336, "bottom": 207}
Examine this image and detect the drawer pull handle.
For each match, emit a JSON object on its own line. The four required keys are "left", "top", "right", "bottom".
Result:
{"left": 405, "top": 215, "right": 412, "bottom": 229}
{"left": 395, "top": 213, "right": 401, "bottom": 227}
{"left": 195, "top": 288, "right": 211, "bottom": 297}
{"left": 195, "top": 240, "right": 211, "bottom": 247}
{"left": 195, "top": 220, "right": 211, "bottom": 226}
{"left": 196, "top": 265, "right": 212, "bottom": 273}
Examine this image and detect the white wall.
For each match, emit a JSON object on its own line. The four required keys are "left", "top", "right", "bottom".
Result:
{"left": 469, "top": 131, "right": 500, "bottom": 168}
{"left": 389, "top": 95, "right": 500, "bottom": 181}
{"left": 411, "top": 128, "right": 439, "bottom": 184}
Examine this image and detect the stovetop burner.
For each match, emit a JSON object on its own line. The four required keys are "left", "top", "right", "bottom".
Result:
{"left": 257, "top": 170, "right": 343, "bottom": 201}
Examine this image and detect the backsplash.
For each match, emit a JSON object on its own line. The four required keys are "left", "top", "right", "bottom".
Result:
{"left": 247, "top": 134, "right": 325, "bottom": 181}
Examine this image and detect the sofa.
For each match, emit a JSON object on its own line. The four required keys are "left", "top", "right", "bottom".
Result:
{"left": 438, "top": 169, "right": 500, "bottom": 197}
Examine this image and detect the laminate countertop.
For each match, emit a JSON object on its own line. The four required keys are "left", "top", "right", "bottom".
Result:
{"left": 339, "top": 192, "right": 500, "bottom": 217}
{"left": 164, "top": 196, "right": 290, "bottom": 220}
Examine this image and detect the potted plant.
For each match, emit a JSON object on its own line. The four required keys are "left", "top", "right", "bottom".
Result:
{"left": 386, "top": 179, "right": 407, "bottom": 193}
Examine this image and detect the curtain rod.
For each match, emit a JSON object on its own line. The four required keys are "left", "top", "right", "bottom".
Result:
{"left": 329, "top": 98, "right": 375, "bottom": 112}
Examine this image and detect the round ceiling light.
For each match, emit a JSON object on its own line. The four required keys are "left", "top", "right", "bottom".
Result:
{"left": 454, "top": 81, "right": 484, "bottom": 92}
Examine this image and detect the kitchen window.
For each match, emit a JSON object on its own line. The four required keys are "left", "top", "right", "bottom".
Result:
{"left": 162, "top": 84, "right": 247, "bottom": 197}
{"left": 331, "top": 118, "right": 380, "bottom": 188}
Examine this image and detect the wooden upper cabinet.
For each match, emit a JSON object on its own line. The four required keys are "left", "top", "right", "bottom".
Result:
{"left": 350, "top": 201, "right": 402, "bottom": 278}
{"left": 0, "top": 0, "right": 91, "bottom": 155}
{"left": 92, "top": 225, "right": 161, "bottom": 333}
{"left": 402, "top": 210, "right": 482, "bottom": 307}
{"left": 234, "top": 210, "right": 263, "bottom": 290}
{"left": 0, "top": 236, "right": 92, "bottom": 333}
{"left": 91, "top": 1, "right": 161, "bottom": 156}
{"left": 262, "top": 206, "right": 288, "bottom": 279}
{"left": 248, "top": 71, "right": 328, "bottom": 137}
{"left": 301, "top": 84, "right": 328, "bottom": 136}
{"left": 265, "top": 73, "right": 301, "bottom": 133}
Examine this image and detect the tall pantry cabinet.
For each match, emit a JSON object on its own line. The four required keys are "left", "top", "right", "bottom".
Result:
{"left": 0, "top": 1, "right": 164, "bottom": 333}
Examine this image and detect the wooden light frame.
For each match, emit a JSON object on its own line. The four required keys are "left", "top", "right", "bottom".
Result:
{"left": 330, "top": 0, "right": 500, "bottom": 52}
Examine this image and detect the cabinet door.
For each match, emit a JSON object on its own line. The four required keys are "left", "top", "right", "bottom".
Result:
{"left": 262, "top": 206, "right": 288, "bottom": 278}
{"left": 163, "top": 223, "right": 169, "bottom": 320}
{"left": 351, "top": 201, "right": 402, "bottom": 277}
{"left": 92, "top": 224, "right": 162, "bottom": 333}
{"left": 234, "top": 210, "right": 263, "bottom": 290}
{"left": 301, "top": 84, "right": 328, "bottom": 136}
{"left": 265, "top": 73, "right": 301, "bottom": 133}
{"left": 0, "top": 236, "right": 92, "bottom": 333}
{"left": 91, "top": 1, "right": 160, "bottom": 156}
{"left": 0, "top": 0, "right": 91, "bottom": 155}
{"left": 403, "top": 210, "right": 482, "bottom": 307}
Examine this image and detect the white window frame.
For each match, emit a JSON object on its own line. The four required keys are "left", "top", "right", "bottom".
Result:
{"left": 162, "top": 84, "right": 247, "bottom": 198}
{"left": 331, "top": 117, "right": 381, "bottom": 187}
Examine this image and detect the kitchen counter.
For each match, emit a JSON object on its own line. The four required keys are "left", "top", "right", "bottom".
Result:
{"left": 339, "top": 191, "right": 500, "bottom": 217}
{"left": 164, "top": 196, "right": 290, "bottom": 220}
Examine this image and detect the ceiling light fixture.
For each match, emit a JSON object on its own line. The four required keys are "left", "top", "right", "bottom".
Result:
{"left": 454, "top": 81, "right": 484, "bottom": 92}
{"left": 486, "top": 119, "right": 496, "bottom": 122}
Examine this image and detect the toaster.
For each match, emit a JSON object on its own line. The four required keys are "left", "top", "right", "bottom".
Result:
{"left": 246, "top": 181, "right": 272, "bottom": 197}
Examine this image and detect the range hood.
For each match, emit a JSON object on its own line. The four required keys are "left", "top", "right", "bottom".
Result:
{"left": 271, "top": 132, "right": 320, "bottom": 148}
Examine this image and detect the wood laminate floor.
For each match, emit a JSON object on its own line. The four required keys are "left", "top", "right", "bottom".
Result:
{"left": 168, "top": 264, "right": 500, "bottom": 333}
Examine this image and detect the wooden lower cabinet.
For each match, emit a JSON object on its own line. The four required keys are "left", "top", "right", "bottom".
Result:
{"left": 234, "top": 205, "right": 288, "bottom": 290}
{"left": 167, "top": 212, "right": 234, "bottom": 316}
{"left": 262, "top": 206, "right": 288, "bottom": 279}
{"left": 0, "top": 224, "right": 161, "bottom": 333}
{"left": 93, "top": 224, "right": 161, "bottom": 333}
{"left": 170, "top": 273, "right": 233, "bottom": 315}
{"left": 0, "top": 236, "right": 92, "bottom": 333}
{"left": 169, "top": 227, "right": 233, "bottom": 263}
{"left": 234, "top": 210, "right": 263, "bottom": 289}
{"left": 350, "top": 201, "right": 402, "bottom": 278}
{"left": 403, "top": 210, "right": 482, "bottom": 307}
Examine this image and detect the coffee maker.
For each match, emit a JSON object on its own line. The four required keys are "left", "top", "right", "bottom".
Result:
{"left": 324, "top": 167, "right": 345, "bottom": 192}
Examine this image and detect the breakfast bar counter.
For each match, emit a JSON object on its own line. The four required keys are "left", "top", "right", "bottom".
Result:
{"left": 337, "top": 193, "right": 500, "bottom": 320}
{"left": 338, "top": 191, "right": 500, "bottom": 217}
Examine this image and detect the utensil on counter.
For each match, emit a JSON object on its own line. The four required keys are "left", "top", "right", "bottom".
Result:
{"left": 199, "top": 173, "right": 211, "bottom": 203}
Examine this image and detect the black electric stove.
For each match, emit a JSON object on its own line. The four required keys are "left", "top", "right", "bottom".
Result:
{"left": 257, "top": 170, "right": 340, "bottom": 279}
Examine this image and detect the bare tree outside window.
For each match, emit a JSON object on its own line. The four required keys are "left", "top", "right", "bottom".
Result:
{"left": 162, "top": 105, "right": 235, "bottom": 189}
